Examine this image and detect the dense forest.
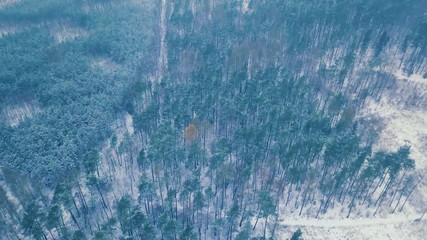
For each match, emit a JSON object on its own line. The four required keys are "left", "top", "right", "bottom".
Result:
{"left": 0, "top": 0, "right": 426, "bottom": 239}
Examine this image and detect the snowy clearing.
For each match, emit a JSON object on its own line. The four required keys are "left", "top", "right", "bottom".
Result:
{"left": 363, "top": 97, "right": 427, "bottom": 170}
{"left": 276, "top": 205, "right": 426, "bottom": 239}
{"left": 330, "top": 68, "right": 427, "bottom": 240}
{"left": 277, "top": 219, "right": 426, "bottom": 240}
{"left": 361, "top": 70, "right": 427, "bottom": 169}
{"left": 394, "top": 69, "right": 427, "bottom": 86}
{"left": 278, "top": 213, "right": 424, "bottom": 227}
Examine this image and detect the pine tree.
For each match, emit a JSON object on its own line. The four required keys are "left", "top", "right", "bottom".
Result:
{"left": 291, "top": 228, "right": 303, "bottom": 240}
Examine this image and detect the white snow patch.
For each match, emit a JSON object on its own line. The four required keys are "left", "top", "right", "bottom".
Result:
{"left": 360, "top": 69, "right": 427, "bottom": 169}
{"left": 0, "top": 27, "right": 21, "bottom": 38}
{"left": 51, "top": 25, "right": 88, "bottom": 43}
{"left": 278, "top": 213, "right": 423, "bottom": 227}
{"left": 91, "top": 57, "right": 119, "bottom": 72}
{"left": 394, "top": 69, "right": 426, "bottom": 86}
{"left": 125, "top": 113, "right": 135, "bottom": 135}
{"left": 0, "top": 0, "right": 19, "bottom": 8}
{"left": 241, "top": 0, "right": 251, "bottom": 13}
{"left": 362, "top": 97, "right": 427, "bottom": 169}
{"left": 156, "top": 0, "right": 168, "bottom": 82}
{"left": 190, "top": 0, "right": 196, "bottom": 15}
{"left": 277, "top": 218, "right": 426, "bottom": 240}
{"left": 1, "top": 101, "right": 41, "bottom": 127}
{"left": 60, "top": 204, "right": 71, "bottom": 225}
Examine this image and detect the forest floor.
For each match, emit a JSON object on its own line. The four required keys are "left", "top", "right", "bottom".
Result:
{"left": 276, "top": 215, "right": 426, "bottom": 240}
{"left": 279, "top": 213, "right": 424, "bottom": 227}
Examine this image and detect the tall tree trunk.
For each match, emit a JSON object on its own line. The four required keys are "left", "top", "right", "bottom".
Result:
{"left": 399, "top": 177, "right": 423, "bottom": 212}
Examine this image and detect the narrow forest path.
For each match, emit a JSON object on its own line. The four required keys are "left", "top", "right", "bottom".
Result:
{"left": 277, "top": 214, "right": 427, "bottom": 240}
{"left": 157, "top": 0, "right": 167, "bottom": 82}
{"left": 279, "top": 214, "right": 425, "bottom": 228}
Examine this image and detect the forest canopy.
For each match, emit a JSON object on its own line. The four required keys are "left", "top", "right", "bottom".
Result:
{"left": 0, "top": 0, "right": 425, "bottom": 239}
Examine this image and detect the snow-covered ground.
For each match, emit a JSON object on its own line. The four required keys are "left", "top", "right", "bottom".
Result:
{"left": 91, "top": 57, "right": 120, "bottom": 73}
{"left": 241, "top": 0, "right": 251, "bottom": 13}
{"left": 277, "top": 216, "right": 426, "bottom": 240}
{"left": 277, "top": 211, "right": 426, "bottom": 240}
{"left": 0, "top": 27, "right": 21, "bottom": 38}
{"left": 0, "top": 0, "right": 19, "bottom": 9}
{"left": 363, "top": 97, "right": 427, "bottom": 169}
{"left": 279, "top": 213, "right": 423, "bottom": 227}
{"left": 361, "top": 69, "right": 427, "bottom": 169}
